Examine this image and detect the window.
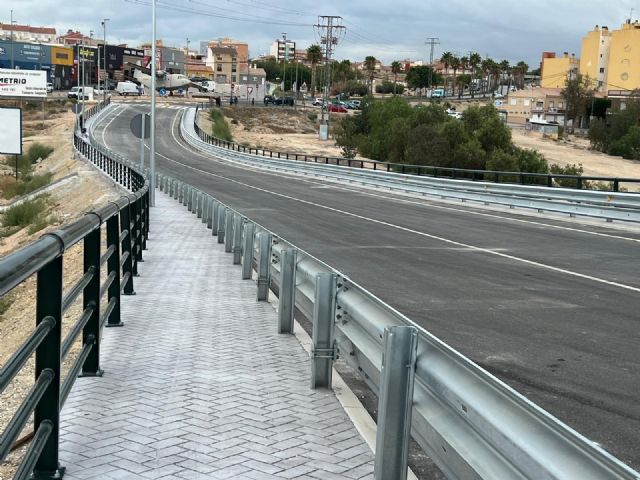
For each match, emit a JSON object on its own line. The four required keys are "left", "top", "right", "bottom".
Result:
{"left": 600, "top": 67, "right": 605, "bottom": 73}
{"left": 231, "top": 75, "right": 236, "bottom": 82}
{"left": 242, "top": 76, "right": 247, "bottom": 81}
{"left": 216, "top": 64, "right": 222, "bottom": 72}
{"left": 549, "top": 101, "right": 554, "bottom": 108}
{"left": 524, "top": 99, "right": 530, "bottom": 107}
{"left": 217, "top": 55, "right": 222, "bottom": 61}
{"left": 231, "top": 63, "right": 237, "bottom": 73}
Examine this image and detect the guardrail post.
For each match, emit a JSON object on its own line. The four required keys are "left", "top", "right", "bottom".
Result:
{"left": 311, "top": 273, "right": 337, "bottom": 389}
{"left": 187, "top": 187, "right": 193, "bottom": 210}
{"left": 613, "top": 179, "right": 619, "bottom": 192}
{"left": 207, "top": 197, "right": 214, "bottom": 229}
{"left": 217, "top": 207, "right": 226, "bottom": 244}
{"left": 202, "top": 195, "right": 209, "bottom": 224}
{"left": 179, "top": 182, "right": 184, "bottom": 203}
{"left": 120, "top": 202, "right": 135, "bottom": 295}
{"left": 212, "top": 201, "right": 220, "bottom": 236}
{"left": 106, "top": 214, "right": 123, "bottom": 327}
{"left": 81, "top": 226, "right": 103, "bottom": 376}
{"left": 34, "top": 255, "right": 64, "bottom": 479}
{"left": 232, "top": 214, "right": 243, "bottom": 264}
{"left": 256, "top": 231, "right": 272, "bottom": 301}
{"left": 197, "top": 192, "right": 203, "bottom": 218}
{"left": 241, "top": 221, "right": 256, "bottom": 280}
{"left": 224, "top": 209, "right": 234, "bottom": 253}
{"left": 374, "top": 326, "right": 418, "bottom": 480}
{"left": 278, "top": 249, "right": 297, "bottom": 334}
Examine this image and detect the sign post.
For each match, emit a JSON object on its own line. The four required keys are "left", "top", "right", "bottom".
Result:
{"left": 0, "top": 107, "right": 23, "bottom": 181}
{"left": 130, "top": 113, "right": 151, "bottom": 170}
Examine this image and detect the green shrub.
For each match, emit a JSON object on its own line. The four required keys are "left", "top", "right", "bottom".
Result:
{"left": 1, "top": 173, "right": 53, "bottom": 199}
{"left": 210, "top": 109, "right": 233, "bottom": 142}
{"left": 550, "top": 163, "right": 584, "bottom": 188}
{"left": 28, "top": 143, "right": 54, "bottom": 163}
{"left": 2, "top": 197, "right": 49, "bottom": 228}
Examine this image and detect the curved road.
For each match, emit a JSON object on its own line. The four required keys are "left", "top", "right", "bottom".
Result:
{"left": 94, "top": 102, "right": 640, "bottom": 470}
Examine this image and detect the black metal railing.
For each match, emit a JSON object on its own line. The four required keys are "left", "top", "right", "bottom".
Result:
{"left": 0, "top": 122, "right": 148, "bottom": 479}
{"left": 193, "top": 103, "right": 640, "bottom": 193}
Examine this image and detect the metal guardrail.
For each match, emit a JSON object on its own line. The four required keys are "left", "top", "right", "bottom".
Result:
{"left": 0, "top": 101, "right": 149, "bottom": 479}
{"left": 181, "top": 109, "right": 640, "bottom": 224}
{"left": 193, "top": 103, "right": 640, "bottom": 193}
{"left": 154, "top": 172, "right": 640, "bottom": 480}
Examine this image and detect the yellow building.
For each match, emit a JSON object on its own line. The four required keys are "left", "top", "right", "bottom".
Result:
{"left": 541, "top": 53, "right": 579, "bottom": 88}
{"left": 580, "top": 26, "right": 611, "bottom": 90}
{"left": 607, "top": 21, "right": 640, "bottom": 91}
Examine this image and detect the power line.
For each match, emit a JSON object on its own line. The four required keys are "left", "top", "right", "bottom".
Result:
{"left": 426, "top": 37, "right": 439, "bottom": 88}
{"left": 314, "top": 15, "right": 345, "bottom": 136}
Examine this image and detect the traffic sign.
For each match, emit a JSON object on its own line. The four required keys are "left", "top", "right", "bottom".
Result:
{"left": 159, "top": 87, "right": 167, "bottom": 96}
{"left": 130, "top": 113, "right": 151, "bottom": 139}
{"left": 71, "top": 103, "right": 82, "bottom": 113}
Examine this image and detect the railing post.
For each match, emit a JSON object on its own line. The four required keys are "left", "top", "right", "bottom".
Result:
{"left": 311, "top": 273, "right": 337, "bottom": 389}
{"left": 217, "top": 206, "right": 226, "bottom": 244}
{"left": 33, "top": 255, "right": 64, "bottom": 479}
{"left": 106, "top": 213, "right": 123, "bottom": 327}
{"left": 202, "top": 195, "right": 209, "bottom": 224}
{"left": 224, "top": 209, "right": 233, "bottom": 253}
{"left": 374, "top": 326, "right": 418, "bottom": 480}
{"left": 120, "top": 201, "right": 135, "bottom": 295}
{"left": 141, "top": 193, "right": 148, "bottom": 251}
{"left": 81, "top": 225, "right": 103, "bottom": 376}
{"left": 179, "top": 182, "right": 184, "bottom": 203}
{"left": 134, "top": 197, "right": 143, "bottom": 263}
{"left": 256, "top": 231, "right": 272, "bottom": 301}
{"left": 241, "top": 221, "right": 255, "bottom": 280}
{"left": 232, "top": 214, "right": 243, "bottom": 264}
{"left": 613, "top": 179, "right": 620, "bottom": 192}
{"left": 197, "top": 192, "right": 203, "bottom": 218}
{"left": 278, "top": 249, "right": 297, "bottom": 334}
{"left": 187, "top": 187, "right": 192, "bottom": 210}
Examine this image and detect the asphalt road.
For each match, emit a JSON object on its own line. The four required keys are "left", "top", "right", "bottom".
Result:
{"left": 94, "top": 103, "right": 640, "bottom": 471}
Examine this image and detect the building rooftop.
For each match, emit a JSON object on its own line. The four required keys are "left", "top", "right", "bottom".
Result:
{"left": 0, "top": 23, "right": 56, "bottom": 35}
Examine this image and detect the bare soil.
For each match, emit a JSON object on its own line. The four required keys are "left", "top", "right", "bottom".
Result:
{"left": 0, "top": 107, "right": 124, "bottom": 479}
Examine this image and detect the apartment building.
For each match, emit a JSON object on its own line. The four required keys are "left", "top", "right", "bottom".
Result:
{"left": 206, "top": 46, "right": 238, "bottom": 84}
{"left": 502, "top": 87, "right": 566, "bottom": 125}
{"left": 540, "top": 52, "right": 579, "bottom": 88}
{"left": 580, "top": 26, "right": 611, "bottom": 90}
{"left": 270, "top": 39, "right": 296, "bottom": 61}
{"left": 0, "top": 23, "right": 56, "bottom": 43}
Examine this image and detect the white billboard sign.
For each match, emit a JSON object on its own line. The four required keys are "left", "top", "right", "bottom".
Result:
{"left": 0, "top": 107, "right": 22, "bottom": 155}
{"left": 0, "top": 68, "right": 47, "bottom": 98}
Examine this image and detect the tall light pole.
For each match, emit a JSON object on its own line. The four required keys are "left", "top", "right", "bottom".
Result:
{"left": 150, "top": 0, "right": 157, "bottom": 205}
{"left": 282, "top": 32, "right": 287, "bottom": 96}
{"left": 10, "top": 10, "right": 16, "bottom": 69}
{"left": 101, "top": 18, "right": 109, "bottom": 101}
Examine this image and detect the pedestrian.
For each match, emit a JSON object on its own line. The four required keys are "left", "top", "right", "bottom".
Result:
{"left": 251, "top": 98, "right": 255, "bottom": 106}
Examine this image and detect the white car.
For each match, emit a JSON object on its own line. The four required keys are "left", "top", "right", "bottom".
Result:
{"left": 312, "top": 97, "right": 326, "bottom": 106}
{"left": 93, "top": 86, "right": 106, "bottom": 96}
{"left": 494, "top": 92, "right": 505, "bottom": 99}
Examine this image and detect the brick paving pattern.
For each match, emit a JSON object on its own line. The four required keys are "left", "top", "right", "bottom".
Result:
{"left": 59, "top": 191, "right": 375, "bottom": 479}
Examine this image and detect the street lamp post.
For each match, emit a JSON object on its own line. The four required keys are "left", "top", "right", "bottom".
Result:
{"left": 101, "top": 18, "right": 109, "bottom": 102}
{"left": 10, "top": 10, "right": 16, "bottom": 69}
{"left": 282, "top": 33, "right": 287, "bottom": 97}
{"left": 150, "top": 0, "right": 157, "bottom": 206}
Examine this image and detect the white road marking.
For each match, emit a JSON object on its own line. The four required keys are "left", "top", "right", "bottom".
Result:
{"left": 137, "top": 111, "right": 640, "bottom": 294}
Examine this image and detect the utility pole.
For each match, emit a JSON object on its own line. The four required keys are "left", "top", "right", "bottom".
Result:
{"left": 150, "top": 0, "right": 157, "bottom": 206}
{"left": 425, "top": 37, "right": 439, "bottom": 95}
{"left": 101, "top": 18, "right": 109, "bottom": 101}
{"left": 314, "top": 15, "right": 345, "bottom": 140}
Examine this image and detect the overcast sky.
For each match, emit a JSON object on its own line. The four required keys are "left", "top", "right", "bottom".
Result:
{"left": 1, "top": 0, "right": 638, "bottom": 66}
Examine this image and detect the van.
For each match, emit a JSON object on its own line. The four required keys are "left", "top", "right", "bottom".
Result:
{"left": 116, "top": 82, "right": 141, "bottom": 96}
{"left": 67, "top": 86, "right": 93, "bottom": 100}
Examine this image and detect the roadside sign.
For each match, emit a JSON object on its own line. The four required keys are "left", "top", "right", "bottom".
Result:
{"left": 494, "top": 100, "right": 503, "bottom": 107}
{"left": 0, "top": 107, "right": 22, "bottom": 155}
{"left": 159, "top": 87, "right": 167, "bottom": 96}
{"left": 71, "top": 103, "right": 82, "bottom": 114}
{"left": 130, "top": 113, "right": 151, "bottom": 139}
{"left": 0, "top": 68, "right": 47, "bottom": 98}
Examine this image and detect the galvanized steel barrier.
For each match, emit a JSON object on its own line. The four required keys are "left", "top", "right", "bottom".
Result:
{"left": 0, "top": 105, "right": 149, "bottom": 479}
{"left": 183, "top": 108, "right": 640, "bottom": 224}
{"left": 193, "top": 103, "right": 640, "bottom": 193}
{"left": 154, "top": 171, "right": 640, "bottom": 480}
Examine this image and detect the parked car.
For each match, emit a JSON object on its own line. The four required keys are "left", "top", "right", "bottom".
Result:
{"left": 312, "top": 97, "right": 326, "bottom": 106}
{"left": 116, "top": 81, "right": 140, "bottom": 96}
{"left": 46, "top": 82, "right": 53, "bottom": 93}
{"left": 67, "top": 86, "right": 92, "bottom": 100}
{"left": 430, "top": 88, "right": 445, "bottom": 98}
{"left": 328, "top": 104, "right": 348, "bottom": 113}
{"left": 494, "top": 92, "right": 505, "bottom": 99}
{"left": 264, "top": 95, "right": 280, "bottom": 105}
{"left": 349, "top": 99, "right": 361, "bottom": 108}
{"left": 93, "top": 86, "right": 106, "bottom": 96}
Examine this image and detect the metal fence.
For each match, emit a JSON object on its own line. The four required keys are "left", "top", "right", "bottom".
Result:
{"left": 155, "top": 171, "right": 640, "bottom": 480}
{"left": 193, "top": 103, "right": 640, "bottom": 193}
{"left": 0, "top": 110, "right": 149, "bottom": 479}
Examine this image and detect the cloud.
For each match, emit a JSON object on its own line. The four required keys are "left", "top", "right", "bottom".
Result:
{"left": 1, "top": 0, "right": 638, "bottom": 65}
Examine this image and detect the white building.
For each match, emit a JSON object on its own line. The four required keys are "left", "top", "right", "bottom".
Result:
{"left": 269, "top": 39, "right": 296, "bottom": 61}
{"left": 0, "top": 23, "right": 56, "bottom": 43}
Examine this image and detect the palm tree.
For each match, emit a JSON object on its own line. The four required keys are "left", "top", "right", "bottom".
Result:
{"left": 515, "top": 60, "right": 529, "bottom": 89}
{"left": 391, "top": 60, "right": 403, "bottom": 95}
{"left": 459, "top": 56, "right": 469, "bottom": 98}
{"left": 307, "top": 44, "right": 322, "bottom": 96}
{"left": 480, "top": 58, "right": 493, "bottom": 97}
{"left": 450, "top": 56, "right": 461, "bottom": 97}
{"left": 364, "top": 56, "right": 377, "bottom": 95}
{"left": 440, "top": 51, "right": 454, "bottom": 96}
{"left": 469, "top": 52, "right": 481, "bottom": 98}
{"left": 499, "top": 60, "right": 510, "bottom": 95}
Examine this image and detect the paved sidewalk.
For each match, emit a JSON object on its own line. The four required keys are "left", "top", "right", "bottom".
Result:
{"left": 59, "top": 191, "right": 375, "bottom": 479}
